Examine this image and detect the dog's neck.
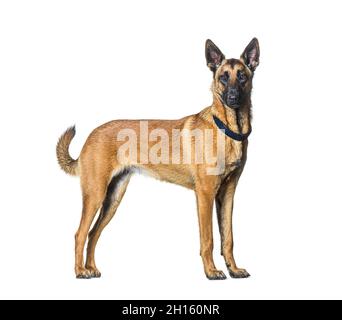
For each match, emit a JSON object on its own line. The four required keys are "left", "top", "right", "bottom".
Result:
{"left": 211, "top": 95, "right": 252, "bottom": 135}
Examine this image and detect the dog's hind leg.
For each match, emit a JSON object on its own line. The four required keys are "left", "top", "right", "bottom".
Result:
{"left": 85, "top": 169, "right": 131, "bottom": 278}
{"left": 75, "top": 182, "right": 107, "bottom": 279}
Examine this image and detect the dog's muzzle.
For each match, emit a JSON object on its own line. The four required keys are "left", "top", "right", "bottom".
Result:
{"left": 223, "top": 88, "right": 240, "bottom": 109}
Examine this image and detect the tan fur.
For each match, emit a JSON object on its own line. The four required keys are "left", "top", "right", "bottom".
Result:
{"left": 57, "top": 40, "right": 258, "bottom": 280}
{"left": 56, "top": 126, "right": 79, "bottom": 176}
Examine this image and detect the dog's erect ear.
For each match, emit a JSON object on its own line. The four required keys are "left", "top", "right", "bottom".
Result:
{"left": 205, "top": 39, "right": 225, "bottom": 72}
{"left": 241, "top": 38, "right": 260, "bottom": 71}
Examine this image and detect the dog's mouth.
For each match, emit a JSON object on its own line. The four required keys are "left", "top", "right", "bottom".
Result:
{"left": 226, "top": 101, "right": 240, "bottom": 109}
{"left": 223, "top": 98, "right": 240, "bottom": 109}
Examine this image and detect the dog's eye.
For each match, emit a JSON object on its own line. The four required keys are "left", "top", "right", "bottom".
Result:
{"left": 238, "top": 72, "right": 247, "bottom": 83}
{"left": 219, "top": 73, "right": 229, "bottom": 85}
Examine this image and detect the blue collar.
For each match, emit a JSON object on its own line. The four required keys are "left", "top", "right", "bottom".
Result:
{"left": 213, "top": 115, "right": 252, "bottom": 141}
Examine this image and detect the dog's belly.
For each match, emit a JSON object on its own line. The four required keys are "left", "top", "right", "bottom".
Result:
{"left": 134, "top": 164, "right": 195, "bottom": 189}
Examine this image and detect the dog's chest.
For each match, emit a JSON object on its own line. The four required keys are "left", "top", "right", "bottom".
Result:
{"left": 224, "top": 140, "right": 245, "bottom": 171}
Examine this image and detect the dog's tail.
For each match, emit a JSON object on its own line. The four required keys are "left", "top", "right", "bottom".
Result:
{"left": 56, "top": 126, "right": 79, "bottom": 176}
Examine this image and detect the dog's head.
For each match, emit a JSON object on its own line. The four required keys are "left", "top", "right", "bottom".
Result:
{"left": 205, "top": 38, "right": 260, "bottom": 109}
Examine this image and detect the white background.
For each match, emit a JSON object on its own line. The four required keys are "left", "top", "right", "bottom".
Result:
{"left": 0, "top": 0, "right": 341, "bottom": 300}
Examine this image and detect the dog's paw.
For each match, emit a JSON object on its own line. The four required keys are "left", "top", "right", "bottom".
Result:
{"left": 228, "top": 267, "right": 250, "bottom": 279}
{"left": 206, "top": 269, "right": 227, "bottom": 280}
{"left": 75, "top": 268, "right": 92, "bottom": 279}
{"left": 87, "top": 267, "right": 101, "bottom": 278}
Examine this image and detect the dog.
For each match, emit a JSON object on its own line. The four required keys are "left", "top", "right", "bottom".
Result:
{"left": 56, "top": 38, "right": 260, "bottom": 280}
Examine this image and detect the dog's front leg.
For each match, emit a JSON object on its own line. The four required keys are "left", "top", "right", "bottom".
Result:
{"left": 216, "top": 172, "right": 250, "bottom": 278}
{"left": 196, "top": 188, "right": 226, "bottom": 280}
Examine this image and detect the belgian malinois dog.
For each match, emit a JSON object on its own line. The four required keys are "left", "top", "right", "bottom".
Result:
{"left": 57, "top": 38, "right": 259, "bottom": 280}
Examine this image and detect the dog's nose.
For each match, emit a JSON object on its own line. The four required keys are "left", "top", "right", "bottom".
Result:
{"left": 227, "top": 88, "right": 239, "bottom": 101}
{"left": 228, "top": 94, "right": 238, "bottom": 100}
